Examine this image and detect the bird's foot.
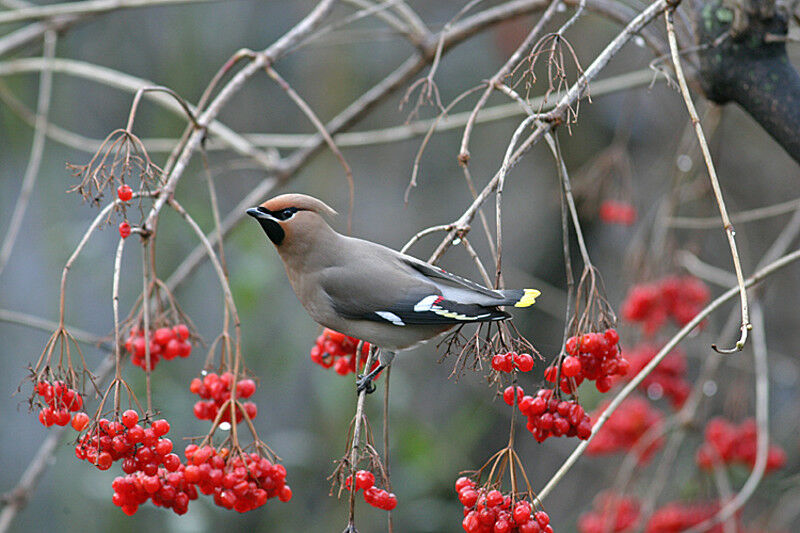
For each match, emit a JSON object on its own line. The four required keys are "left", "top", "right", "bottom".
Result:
{"left": 356, "top": 364, "right": 384, "bottom": 394}
{"left": 355, "top": 374, "right": 376, "bottom": 394}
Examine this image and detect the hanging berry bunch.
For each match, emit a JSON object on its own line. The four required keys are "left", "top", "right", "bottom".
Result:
{"left": 456, "top": 446, "right": 554, "bottom": 533}
{"left": 190, "top": 372, "right": 258, "bottom": 423}
{"left": 34, "top": 379, "right": 85, "bottom": 427}
{"left": 695, "top": 417, "right": 786, "bottom": 473}
{"left": 621, "top": 276, "right": 710, "bottom": 336}
{"left": 310, "top": 328, "right": 375, "bottom": 377}
{"left": 577, "top": 491, "right": 641, "bottom": 533}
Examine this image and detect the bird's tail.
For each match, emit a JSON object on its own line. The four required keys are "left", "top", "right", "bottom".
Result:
{"left": 499, "top": 288, "right": 541, "bottom": 308}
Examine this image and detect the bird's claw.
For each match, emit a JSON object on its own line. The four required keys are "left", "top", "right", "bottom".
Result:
{"left": 356, "top": 374, "right": 376, "bottom": 394}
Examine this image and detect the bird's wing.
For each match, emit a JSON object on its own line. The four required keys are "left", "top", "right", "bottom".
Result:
{"left": 319, "top": 244, "right": 509, "bottom": 326}
{"left": 399, "top": 254, "right": 505, "bottom": 301}
{"left": 399, "top": 253, "right": 539, "bottom": 308}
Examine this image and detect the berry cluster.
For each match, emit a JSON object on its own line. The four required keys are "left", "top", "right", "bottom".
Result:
{"left": 586, "top": 395, "right": 664, "bottom": 463}
{"left": 457, "top": 477, "right": 553, "bottom": 533}
{"left": 35, "top": 380, "right": 84, "bottom": 427}
{"left": 513, "top": 387, "right": 592, "bottom": 442}
{"left": 491, "top": 352, "right": 535, "bottom": 373}
{"left": 695, "top": 417, "right": 786, "bottom": 473}
{"left": 578, "top": 491, "right": 640, "bottom": 533}
{"left": 184, "top": 445, "right": 292, "bottom": 512}
{"left": 310, "top": 328, "right": 375, "bottom": 377}
{"left": 112, "top": 465, "right": 198, "bottom": 516}
{"left": 124, "top": 324, "right": 192, "bottom": 370}
{"left": 612, "top": 344, "right": 690, "bottom": 409}
{"left": 190, "top": 372, "right": 257, "bottom": 423}
{"left": 119, "top": 222, "right": 132, "bottom": 238}
{"left": 75, "top": 412, "right": 179, "bottom": 474}
{"left": 546, "top": 329, "right": 628, "bottom": 394}
{"left": 645, "top": 501, "right": 731, "bottom": 533}
{"left": 621, "top": 276, "right": 710, "bottom": 336}
{"left": 599, "top": 200, "right": 637, "bottom": 226}
{"left": 345, "top": 470, "right": 397, "bottom": 511}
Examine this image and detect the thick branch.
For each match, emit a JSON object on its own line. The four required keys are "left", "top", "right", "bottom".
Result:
{"left": 695, "top": 0, "right": 800, "bottom": 163}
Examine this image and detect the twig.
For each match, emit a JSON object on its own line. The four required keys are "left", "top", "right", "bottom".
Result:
{"left": 535, "top": 246, "right": 800, "bottom": 502}
{"left": 0, "top": 30, "right": 55, "bottom": 277}
{"left": 0, "top": 57, "right": 276, "bottom": 169}
{"left": 0, "top": 0, "right": 219, "bottom": 24}
{"left": 266, "top": 66, "right": 355, "bottom": 232}
{"left": 111, "top": 236, "right": 126, "bottom": 411}
{"left": 0, "top": 309, "right": 108, "bottom": 347}
{"left": 383, "top": 365, "right": 393, "bottom": 533}
{"left": 429, "top": 0, "right": 669, "bottom": 264}
{"left": 0, "top": 68, "right": 659, "bottom": 154}
{"left": 139, "top": 0, "right": 337, "bottom": 238}
{"left": 665, "top": 9, "right": 750, "bottom": 353}
{"left": 458, "top": 0, "right": 563, "bottom": 165}
{"left": 345, "top": 345, "right": 377, "bottom": 531}
{"left": 495, "top": 115, "right": 538, "bottom": 286}
{"left": 684, "top": 302, "right": 771, "bottom": 533}
{"left": 667, "top": 197, "right": 800, "bottom": 229}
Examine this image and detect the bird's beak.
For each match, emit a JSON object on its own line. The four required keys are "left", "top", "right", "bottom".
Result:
{"left": 247, "top": 207, "right": 273, "bottom": 220}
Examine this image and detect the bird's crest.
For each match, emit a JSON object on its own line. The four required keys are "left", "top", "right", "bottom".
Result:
{"left": 261, "top": 193, "right": 337, "bottom": 219}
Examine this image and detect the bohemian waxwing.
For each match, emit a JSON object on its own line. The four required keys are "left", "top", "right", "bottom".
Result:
{"left": 246, "top": 193, "right": 540, "bottom": 392}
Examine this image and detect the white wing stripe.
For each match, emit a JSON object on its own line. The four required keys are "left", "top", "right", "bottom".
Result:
{"left": 413, "top": 295, "right": 439, "bottom": 312}
{"left": 375, "top": 311, "right": 405, "bottom": 326}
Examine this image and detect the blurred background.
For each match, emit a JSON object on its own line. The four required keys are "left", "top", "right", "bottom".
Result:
{"left": 1, "top": 1, "right": 799, "bottom": 531}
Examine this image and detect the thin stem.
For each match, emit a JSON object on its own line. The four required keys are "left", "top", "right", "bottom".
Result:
{"left": 684, "top": 302, "right": 770, "bottom": 532}
{"left": 346, "top": 345, "right": 377, "bottom": 530}
{"left": 0, "top": 0, "right": 219, "bottom": 24}
{"left": 266, "top": 66, "right": 355, "bottom": 232}
{"left": 458, "top": 0, "right": 563, "bottom": 164}
{"left": 111, "top": 236, "right": 126, "bottom": 411}
{"left": 665, "top": 9, "right": 750, "bottom": 353}
{"left": 383, "top": 366, "right": 393, "bottom": 533}
{"left": 0, "top": 30, "right": 55, "bottom": 278}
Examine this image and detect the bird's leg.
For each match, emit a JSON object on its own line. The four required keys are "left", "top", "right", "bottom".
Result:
{"left": 356, "top": 350, "right": 394, "bottom": 394}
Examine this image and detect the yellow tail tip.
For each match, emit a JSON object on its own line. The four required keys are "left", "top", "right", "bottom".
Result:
{"left": 514, "top": 288, "right": 541, "bottom": 308}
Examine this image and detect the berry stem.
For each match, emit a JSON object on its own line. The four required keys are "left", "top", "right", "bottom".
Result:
{"left": 141, "top": 243, "right": 153, "bottom": 415}
{"left": 346, "top": 341, "right": 375, "bottom": 531}
{"left": 112, "top": 235, "right": 126, "bottom": 409}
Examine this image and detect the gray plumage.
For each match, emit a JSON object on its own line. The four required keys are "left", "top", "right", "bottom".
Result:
{"left": 246, "top": 194, "right": 539, "bottom": 384}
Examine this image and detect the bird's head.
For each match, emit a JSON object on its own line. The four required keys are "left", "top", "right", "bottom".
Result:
{"left": 246, "top": 193, "right": 337, "bottom": 247}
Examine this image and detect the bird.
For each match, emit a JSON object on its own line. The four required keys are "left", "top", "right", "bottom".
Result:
{"left": 246, "top": 193, "right": 540, "bottom": 393}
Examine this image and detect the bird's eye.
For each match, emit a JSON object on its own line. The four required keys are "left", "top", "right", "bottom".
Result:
{"left": 278, "top": 207, "right": 298, "bottom": 220}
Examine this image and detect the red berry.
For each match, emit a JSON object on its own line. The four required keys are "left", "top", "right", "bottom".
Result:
{"left": 515, "top": 353, "right": 534, "bottom": 372}
{"left": 236, "top": 379, "right": 256, "bottom": 399}
{"left": 562, "top": 356, "right": 581, "bottom": 377}
{"left": 153, "top": 327, "right": 174, "bottom": 346}
{"left": 119, "top": 222, "right": 131, "bottom": 239}
{"left": 121, "top": 409, "right": 139, "bottom": 429}
{"left": 486, "top": 489, "right": 503, "bottom": 507}
{"left": 173, "top": 323, "right": 190, "bottom": 340}
{"left": 535, "top": 511, "right": 550, "bottom": 527}
{"left": 355, "top": 470, "right": 375, "bottom": 490}
{"left": 71, "top": 412, "right": 90, "bottom": 431}
{"left": 459, "top": 488, "right": 479, "bottom": 508}
{"left": 279, "top": 485, "right": 293, "bottom": 502}
{"left": 455, "top": 476, "right": 473, "bottom": 492}
{"left": 117, "top": 184, "right": 133, "bottom": 202}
